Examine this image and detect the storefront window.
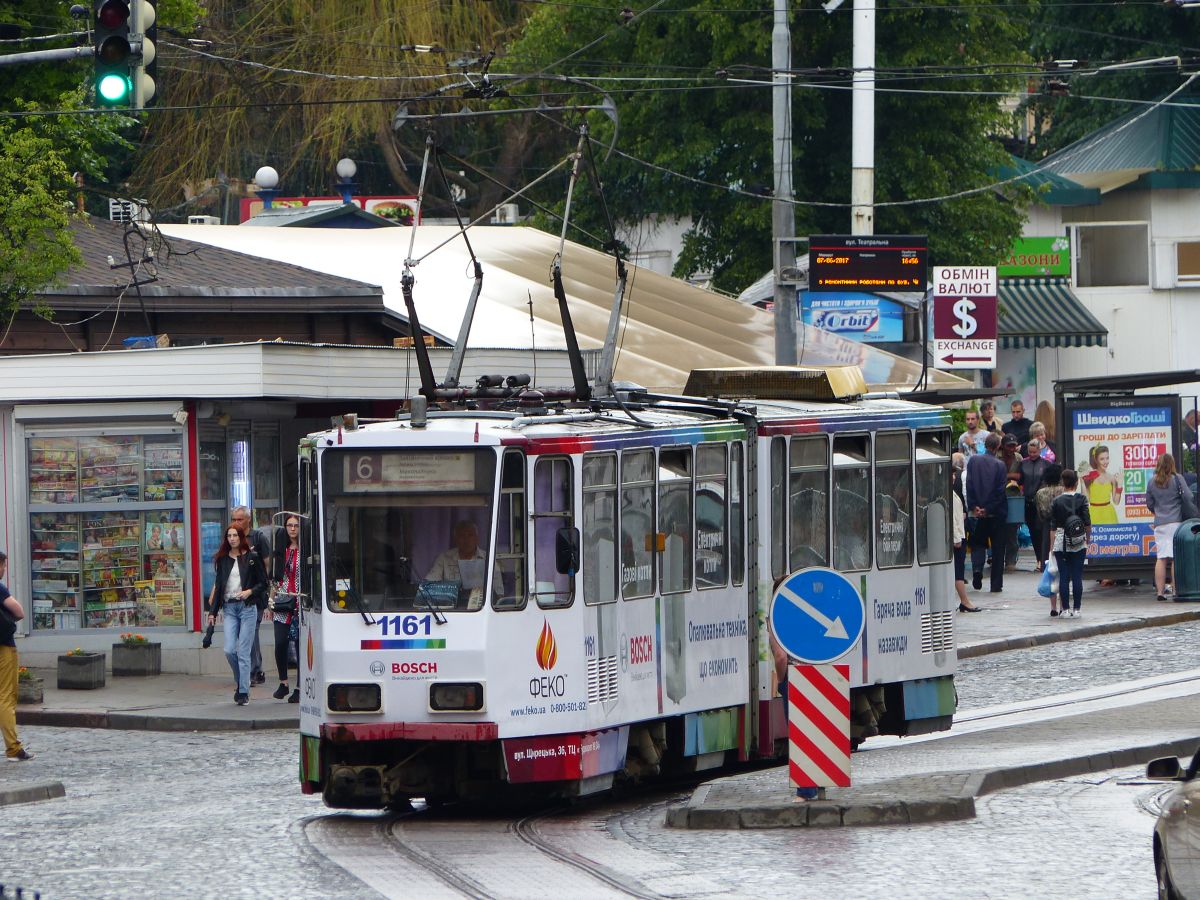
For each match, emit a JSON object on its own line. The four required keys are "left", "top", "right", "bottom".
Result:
{"left": 27, "top": 429, "right": 187, "bottom": 631}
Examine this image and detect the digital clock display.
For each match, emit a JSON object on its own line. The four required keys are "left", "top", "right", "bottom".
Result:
{"left": 808, "top": 235, "right": 928, "bottom": 291}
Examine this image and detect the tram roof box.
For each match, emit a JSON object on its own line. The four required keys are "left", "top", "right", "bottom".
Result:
{"left": 683, "top": 366, "right": 867, "bottom": 402}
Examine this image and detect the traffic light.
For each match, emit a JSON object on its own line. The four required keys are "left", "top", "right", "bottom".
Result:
{"left": 92, "top": 0, "right": 156, "bottom": 109}
{"left": 131, "top": 0, "right": 156, "bottom": 109}
{"left": 94, "top": 0, "right": 133, "bottom": 106}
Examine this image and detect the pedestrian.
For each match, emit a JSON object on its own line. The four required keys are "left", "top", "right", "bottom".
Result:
{"left": 1029, "top": 421, "right": 1056, "bottom": 462}
{"left": 957, "top": 409, "right": 987, "bottom": 457}
{"left": 1019, "top": 438, "right": 1049, "bottom": 571}
{"left": 967, "top": 432, "right": 1008, "bottom": 592}
{"left": 1002, "top": 400, "right": 1032, "bottom": 454}
{"left": 207, "top": 522, "right": 269, "bottom": 705}
{"left": 951, "top": 457, "right": 980, "bottom": 612}
{"left": 0, "top": 551, "right": 32, "bottom": 761}
{"left": 231, "top": 505, "right": 272, "bottom": 686}
{"left": 999, "top": 434, "right": 1023, "bottom": 570}
{"left": 980, "top": 400, "right": 1001, "bottom": 434}
{"left": 1145, "top": 453, "right": 1188, "bottom": 602}
{"left": 1049, "top": 469, "right": 1091, "bottom": 618}
{"left": 1034, "top": 400, "right": 1056, "bottom": 446}
{"left": 1035, "top": 464, "right": 1064, "bottom": 583}
{"left": 270, "top": 514, "right": 303, "bottom": 703}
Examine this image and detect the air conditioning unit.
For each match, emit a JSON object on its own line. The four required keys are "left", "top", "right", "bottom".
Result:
{"left": 109, "top": 198, "right": 149, "bottom": 223}
{"left": 491, "top": 203, "right": 520, "bottom": 225}
{"left": 187, "top": 215, "right": 221, "bottom": 225}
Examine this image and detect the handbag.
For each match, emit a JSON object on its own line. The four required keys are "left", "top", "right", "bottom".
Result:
{"left": 1176, "top": 475, "right": 1199, "bottom": 521}
{"left": 273, "top": 592, "right": 297, "bottom": 614}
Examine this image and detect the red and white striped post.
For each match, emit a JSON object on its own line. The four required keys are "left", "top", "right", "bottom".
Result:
{"left": 788, "top": 663, "right": 851, "bottom": 792}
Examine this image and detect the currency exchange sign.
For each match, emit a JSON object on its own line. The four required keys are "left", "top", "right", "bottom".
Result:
{"left": 932, "top": 266, "right": 998, "bottom": 370}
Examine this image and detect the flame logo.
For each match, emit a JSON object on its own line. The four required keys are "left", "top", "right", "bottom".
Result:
{"left": 535, "top": 620, "right": 558, "bottom": 671}
{"left": 306, "top": 631, "right": 314, "bottom": 672}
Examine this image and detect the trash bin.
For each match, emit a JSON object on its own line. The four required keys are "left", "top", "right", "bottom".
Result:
{"left": 1172, "top": 519, "right": 1200, "bottom": 601}
{"left": 1006, "top": 494, "right": 1025, "bottom": 524}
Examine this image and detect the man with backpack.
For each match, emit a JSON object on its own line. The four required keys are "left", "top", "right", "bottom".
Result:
{"left": 966, "top": 432, "right": 1009, "bottom": 592}
{"left": 1049, "top": 469, "right": 1092, "bottom": 618}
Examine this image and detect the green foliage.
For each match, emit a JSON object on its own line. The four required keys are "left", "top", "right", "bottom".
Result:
{"left": 507, "top": 0, "right": 1036, "bottom": 292}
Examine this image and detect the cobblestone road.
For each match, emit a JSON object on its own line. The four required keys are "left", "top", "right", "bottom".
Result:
{"left": 1, "top": 622, "right": 1195, "bottom": 898}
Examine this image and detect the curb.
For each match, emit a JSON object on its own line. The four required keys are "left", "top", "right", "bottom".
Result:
{"left": 665, "top": 736, "right": 1200, "bottom": 829}
{"left": 0, "top": 781, "right": 66, "bottom": 808}
{"left": 957, "top": 608, "right": 1200, "bottom": 659}
{"left": 17, "top": 708, "right": 297, "bottom": 732}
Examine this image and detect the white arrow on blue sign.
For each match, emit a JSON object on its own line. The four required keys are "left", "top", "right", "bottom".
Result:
{"left": 769, "top": 567, "right": 865, "bottom": 664}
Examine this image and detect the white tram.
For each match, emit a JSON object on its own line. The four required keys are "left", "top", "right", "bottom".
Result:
{"left": 296, "top": 366, "right": 957, "bottom": 808}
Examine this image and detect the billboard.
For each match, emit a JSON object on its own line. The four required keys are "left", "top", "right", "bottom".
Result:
{"left": 1065, "top": 397, "right": 1178, "bottom": 564}
{"left": 998, "top": 236, "right": 1071, "bottom": 278}
{"left": 801, "top": 292, "right": 905, "bottom": 344}
{"left": 238, "top": 195, "right": 419, "bottom": 224}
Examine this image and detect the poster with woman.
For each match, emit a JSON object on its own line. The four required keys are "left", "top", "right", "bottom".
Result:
{"left": 1067, "top": 399, "right": 1176, "bottom": 563}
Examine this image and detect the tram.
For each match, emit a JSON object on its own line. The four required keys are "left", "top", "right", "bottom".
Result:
{"left": 296, "top": 365, "right": 958, "bottom": 809}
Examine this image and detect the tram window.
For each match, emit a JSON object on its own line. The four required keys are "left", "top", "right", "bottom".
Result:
{"left": 832, "top": 436, "right": 871, "bottom": 572}
{"left": 730, "top": 442, "right": 745, "bottom": 586}
{"left": 493, "top": 449, "right": 527, "bottom": 610}
{"left": 534, "top": 456, "right": 574, "bottom": 609}
{"left": 696, "top": 444, "right": 727, "bottom": 589}
{"left": 320, "top": 448, "right": 498, "bottom": 613}
{"left": 583, "top": 453, "right": 618, "bottom": 605}
{"left": 875, "top": 432, "right": 913, "bottom": 569}
{"left": 915, "top": 430, "right": 952, "bottom": 565}
{"left": 770, "top": 437, "right": 787, "bottom": 579}
{"left": 659, "top": 447, "right": 693, "bottom": 594}
{"left": 789, "top": 436, "right": 829, "bottom": 570}
{"left": 621, "top": 449, "right": 656, "bottom": 599}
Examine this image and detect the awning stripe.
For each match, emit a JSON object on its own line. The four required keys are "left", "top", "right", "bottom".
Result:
{"left": 997, "top": 277, "right": 1108, "bottom": 350}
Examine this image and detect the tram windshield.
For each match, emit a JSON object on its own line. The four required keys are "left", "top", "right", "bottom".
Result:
{"left": 321, "top": 448, "right": 498, "bottom": 613}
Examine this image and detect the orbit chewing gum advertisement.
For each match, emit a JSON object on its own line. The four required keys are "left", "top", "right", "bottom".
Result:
{"left": 1069, "top": 403, "right": 1174, "bottom": 559}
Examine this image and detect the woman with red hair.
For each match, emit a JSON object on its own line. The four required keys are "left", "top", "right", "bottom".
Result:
{"left": 206, "top": 523, "right": 269, "bottom": 705}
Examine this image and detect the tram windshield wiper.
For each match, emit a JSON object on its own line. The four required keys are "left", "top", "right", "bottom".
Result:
{"left": 411, "top": 582, "right": 448, "bottom": 626}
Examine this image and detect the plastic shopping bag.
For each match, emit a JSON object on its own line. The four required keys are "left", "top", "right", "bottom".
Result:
{"left": 1046, "top": 553, "right": 1059, "bottom": 576}
{"left": 1037, "top": 565, "right": 1057, "bottom": 598}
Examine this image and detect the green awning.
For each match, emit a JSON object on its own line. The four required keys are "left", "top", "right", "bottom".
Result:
{"left": 997, "top": 278, "right": 1108, "bottom": 350}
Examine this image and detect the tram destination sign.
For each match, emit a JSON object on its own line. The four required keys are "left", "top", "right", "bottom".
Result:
{"left": 808, "top": 235, "right": 928, "bottom": 291}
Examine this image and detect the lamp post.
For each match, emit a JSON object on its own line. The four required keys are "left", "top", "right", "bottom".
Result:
{"left": 254, "top": 165, "right": 279, "bottom": 210}
{"left": 336, "top": 158, "right": 358, "bottom": 205}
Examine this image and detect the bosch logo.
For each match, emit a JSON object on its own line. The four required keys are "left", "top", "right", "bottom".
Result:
{"left": 393, "top": 662, "right": 438, "bottom": 674}
{"left": 369, "top": 661, "right": 385, "bottom": 676}
{"left": 630, "top": 634, "right": 654, "bottom": 666}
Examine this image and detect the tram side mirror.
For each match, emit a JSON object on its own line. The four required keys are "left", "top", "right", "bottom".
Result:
{"left": 555, "top": 527, "right": 580, "bottom": 576}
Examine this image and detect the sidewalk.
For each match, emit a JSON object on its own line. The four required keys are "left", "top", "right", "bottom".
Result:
{"left": 668, "top": 559, "right": 1200, "bottom": 829}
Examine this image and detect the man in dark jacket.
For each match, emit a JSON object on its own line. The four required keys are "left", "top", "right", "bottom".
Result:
{"left": 232, "top": 506, "right": 274, "bottom": 686}
{"left": 1002, "top": 400, "right": 1033, "bottom": 455}
{"left": 966, "top": 432, "right": 1008, "bottom": 591}
{"left": 1019, "top": 439, "right": 1049, "bottom": 571}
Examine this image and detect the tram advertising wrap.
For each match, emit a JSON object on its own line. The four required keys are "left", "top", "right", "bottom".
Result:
{"left": 1063, "top": 396, "right": 1179, "bottom": 566}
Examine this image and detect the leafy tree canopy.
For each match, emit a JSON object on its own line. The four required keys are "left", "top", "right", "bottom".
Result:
{"left": 502, "top": 0, "right": 1038, "bottom": 291}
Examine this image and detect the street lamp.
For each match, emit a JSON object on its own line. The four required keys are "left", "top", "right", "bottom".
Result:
{"left": 335, "top": 158, "right": 357, "bottom": 205}
{"left": 253, "top": 165, "right": 279, "bottom": 210}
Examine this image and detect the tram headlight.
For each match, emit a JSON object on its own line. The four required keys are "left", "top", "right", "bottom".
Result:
{"left": 429, "top": 681, "right": 485, "bottom": 712}
{"left": 326, "top": 683, "right": 382, "bottom": 713}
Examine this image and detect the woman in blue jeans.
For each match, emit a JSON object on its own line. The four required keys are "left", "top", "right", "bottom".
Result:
{"left": 1048, "top": 469, "right": 1091, "bottom": 618}
{"left": 206, "top": 523, "right": 269, "bottom": 705}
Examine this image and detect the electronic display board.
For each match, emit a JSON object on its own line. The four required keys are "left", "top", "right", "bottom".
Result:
{"left": 808, "top": 235, "right": 928, "bottom": 291}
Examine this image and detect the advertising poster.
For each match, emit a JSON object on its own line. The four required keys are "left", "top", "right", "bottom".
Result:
{"left": 152, "top": 576, "right": 186, "bottom": 626}
{"left": 1069, "top": 400, "right": 1175, "bottom": 561}
{"left": 801, "top": 292, "right": 905, "bottom": 344}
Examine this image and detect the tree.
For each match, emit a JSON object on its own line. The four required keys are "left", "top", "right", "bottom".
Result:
{"left": 503, "top": 0, "right": 1038, "bottom": 291}
{"left": 1026, "top": 3, "right": 1200, "bottom": 157}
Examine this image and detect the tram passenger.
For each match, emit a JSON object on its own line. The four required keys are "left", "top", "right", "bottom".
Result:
{"left": 424, "top": 521, "right": 501, "bottom": 610}
{"left": 270, "top": 515, "right": 303, "bottom": 704}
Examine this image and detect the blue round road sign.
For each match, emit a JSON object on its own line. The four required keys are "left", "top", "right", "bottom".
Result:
{"left": 769, "top": 567, "right": 865, "bottom": 664}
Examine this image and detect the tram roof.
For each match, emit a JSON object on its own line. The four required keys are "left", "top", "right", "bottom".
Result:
{"left": 158, "top": 224, "right": 968, "bottom": 394}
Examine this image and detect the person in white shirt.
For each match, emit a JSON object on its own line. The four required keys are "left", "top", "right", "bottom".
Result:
{"left": 425, "top": 521, "right": 502, "bottom": 608}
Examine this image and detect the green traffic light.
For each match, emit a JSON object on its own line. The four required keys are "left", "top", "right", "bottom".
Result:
{"left": 98, "top": 73, "right": 131, "bottom": 104}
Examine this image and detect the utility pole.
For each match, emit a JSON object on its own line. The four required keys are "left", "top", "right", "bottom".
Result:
{"left": 772, "top": 0, "right": 798, "bottom": 365}
{"left": 850, "top": 0, "right": 875, "bottom": 235}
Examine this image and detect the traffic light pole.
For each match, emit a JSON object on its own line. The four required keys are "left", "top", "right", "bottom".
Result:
{"left": 0, "top": 45, "right": 95, "bottom": 67}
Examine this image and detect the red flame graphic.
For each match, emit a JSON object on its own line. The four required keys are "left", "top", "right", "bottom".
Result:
{"left": 535, "top": 620, "right": 558, "bottom": 671}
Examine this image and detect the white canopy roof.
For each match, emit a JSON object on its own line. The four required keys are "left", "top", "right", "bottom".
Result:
{"left": 159, "top": 224, "right": 963, "bottom": 393}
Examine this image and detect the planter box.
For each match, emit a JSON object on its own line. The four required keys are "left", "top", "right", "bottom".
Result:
{"left": 17, "top": 678, "right": 43, "bottom": 705}
{"left": 58, "top": 653, "right": 106, "bottom": 690}
{"left": 112, "top": 642, "right": 161, "bottom": 677}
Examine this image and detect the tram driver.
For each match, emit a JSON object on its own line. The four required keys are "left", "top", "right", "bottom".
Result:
{"left": 424, "top": 520, "right": 502, "bottom": 610}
